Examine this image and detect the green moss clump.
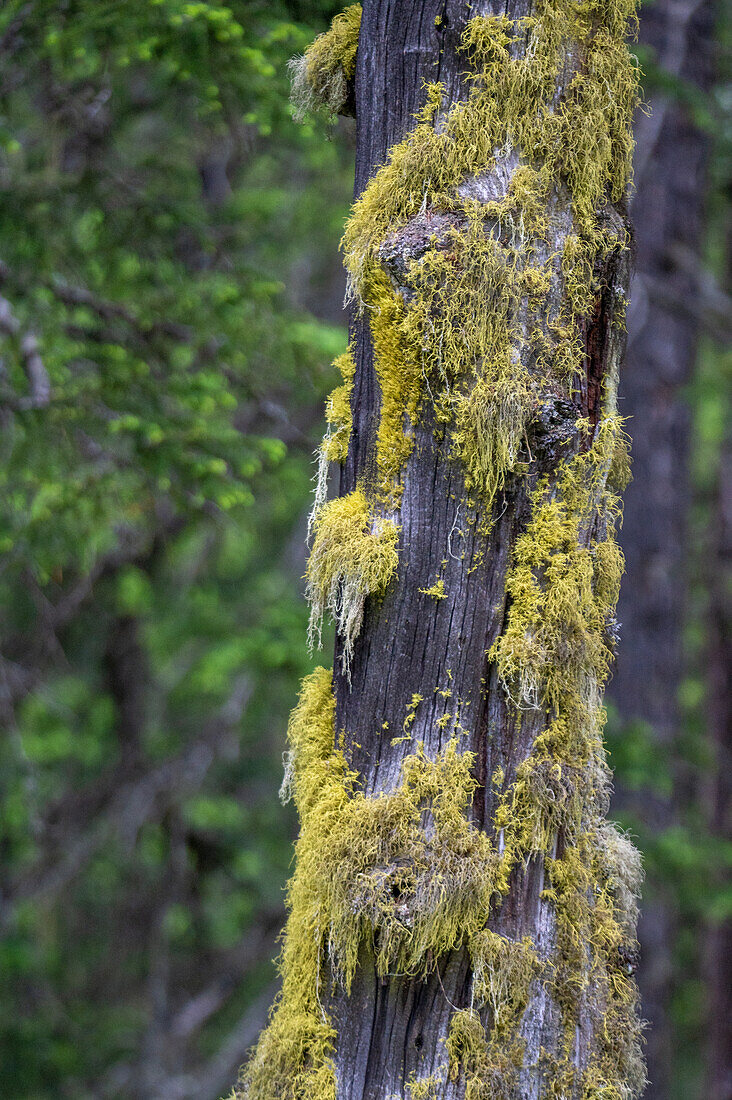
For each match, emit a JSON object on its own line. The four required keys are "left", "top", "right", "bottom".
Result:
{"left": 306, "top": 489, "right": 398, "bottom": 671}
{"left": 289, "top": 5, "right": 361, "bottom": 121}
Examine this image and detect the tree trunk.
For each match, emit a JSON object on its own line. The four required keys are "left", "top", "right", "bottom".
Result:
{"left": 241, "top": 3, "right": 645, "bottom": 1098}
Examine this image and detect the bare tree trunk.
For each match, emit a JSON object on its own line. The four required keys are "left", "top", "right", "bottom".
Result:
{"left": 241, "top": 3, "right": 645, "bottom": 1097}
{"left": 607, "top": 1, "right": 718, "bottom": 1094}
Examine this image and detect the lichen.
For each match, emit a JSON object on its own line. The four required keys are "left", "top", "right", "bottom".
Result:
{"left": 251, "top": 2, "right": 644, "bottom": 1096}
{"left": 310, "top": 349, "right": 356, "bottom": 538}
{"left": 480, "top": 420, "right": 645, "bottom": 1097}
{"left": 240, "top": 668, "right": 346, "bottom": 1100}
{"left": 297, "top": 4, "right": 636, "bottom": 509}
{"left": 342, "top": 5, "right": 639, "bottom": 291}
{"left": 363, "top": 264, "right": 422, "bottom": 500}
{"left": 289, "top": 4, "right": 361, "bottom": 121}
{"left": 242, "top": 676, "right": 527, "bottom": 1096}
{"left": 322, "top": 350, "right": 356, "bottom": 465}
{"left": 306, "top": 488, "right": 398, "bottom": 672}
{"left": 491, "top": 418, "right": 627, "bottom": 716}
{"left": 419, "top": 577, "right": 447, "bottom": 599}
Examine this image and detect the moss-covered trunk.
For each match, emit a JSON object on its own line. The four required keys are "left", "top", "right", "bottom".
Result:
{"left": 239, "top": 2, "right": 645, "bottom": 1098}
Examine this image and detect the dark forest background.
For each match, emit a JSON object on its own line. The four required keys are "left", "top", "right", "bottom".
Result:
{"left": 0, "top": 2, "right": 728, "bottom": 1098}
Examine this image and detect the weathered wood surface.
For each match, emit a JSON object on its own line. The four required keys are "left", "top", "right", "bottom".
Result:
{"left": 331, "top": 2, "right": 632, "bottom": 1096}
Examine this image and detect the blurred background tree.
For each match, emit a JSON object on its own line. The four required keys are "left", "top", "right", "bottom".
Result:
{"left": 0, "top": 2, "right": 727, "bottom": 1099}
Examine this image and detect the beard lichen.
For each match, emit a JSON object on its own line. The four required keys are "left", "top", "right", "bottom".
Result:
{"left": 306, "top": 488, "right": 399, "bottom": 673}
{"left": 288, "top": 4, "right": 361, "bottom": 121}
{"left": 242, "top": 1, "right": 645, "bottom": 1097}
{"left": 240, "top": 668, "right": 346, "bottom": 1100}
{"left": 309, "top": 349, "right": 356, "bottom": 539}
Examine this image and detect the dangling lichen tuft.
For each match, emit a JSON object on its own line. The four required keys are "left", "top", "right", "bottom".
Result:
{"left": 309, "top": 349, "right": 356, "bottom": 539}
{"left": 289, "top": 5, "right": 361, "bottom": 121}
{"left": 240, "top": 668, "right": 347, "bottom": 1100}
{"left": 306, "top": 488, "right": 399, "bottom": 671}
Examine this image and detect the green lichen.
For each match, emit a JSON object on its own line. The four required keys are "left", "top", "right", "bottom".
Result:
{"left": 310, "top": 349, "right": 356, "bottom": 536}
{"left": 325, "top": 2, "right": 638, "bottom": 503}
{"left": 242, "top": 673, "right": 531, "bottom": 1095}
{"left": 343, "top": 5, "right": 638, "bottom": 289}
{"left": 289, "top": 4, "right": 361, "bottom": 121}
{"left": 446, "top": 1003, "right": 533, "bottom": 1100}
{"left": 481, "top": 420, "right": 645, "bottom": 1098}
{"left": 240, "top": 668, "right": 346, "bottom": 1100}
{"left": 306, "top": 488, "right": 399, "bottom": 672}
{"left": 247, "top": 2, "right": 644, "bottom": 1096}
{"left": 492, "top": 418, "right": 627, "bottom": 716}
{"left": 419, "top": 577, "right": 447, "bottom": 599}
{"left": 363, "top": 264, "right": 423, "bottom": 500}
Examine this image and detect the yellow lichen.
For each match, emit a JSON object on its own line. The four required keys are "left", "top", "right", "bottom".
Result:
{"left": 491, "top": 418, "right": 627, "bottom": 715}
{"left": 310, "top": 349, "right": 356, "bottom": 537}
{"left": 364, "top": 264, "right": 422, "bottom": 500}
{"left": 485, "top": 418, "right": 644, "bottom": 1096}
{"left": 306, "top": 488, "right": 399, "bottom": 672}
{"left": 250, "top": 2, "right": 644, "bottom": 1096}
{"left": 343, "top": 5, "right": 639, "bottom": 290}
{"left": 240, "top": 668, "right": 347, "bottom": 1100}
{"left": 289, "top": 5, "right": 361, "bottom": 121}
{"left": 322, "top": 349, "right": 356, "bottom": 465}
{"left": 419, "top": 578, "right": 447, "bottom": 599}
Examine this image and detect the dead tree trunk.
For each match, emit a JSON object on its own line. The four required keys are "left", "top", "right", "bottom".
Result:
{"left": 241, "top": 3, "right": 645, "bottom": 1098}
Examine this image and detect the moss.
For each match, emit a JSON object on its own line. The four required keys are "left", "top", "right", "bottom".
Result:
{"left": 306, "top": 488, "right": 399, "bottom": 673}
{"left": 310, "top": 349, "right": 356, "bottom": 538}
{"left": 241, "top": 668, "right": 347, "bottom": 1100}
{"left": 253, "top": 3, "right": 643, "bottom": 1095}
{"left": 289, "top": 5, "right": 361, "bottom": 121}
{"left": 328, "top": 4, "right": 638, "bottom": 503}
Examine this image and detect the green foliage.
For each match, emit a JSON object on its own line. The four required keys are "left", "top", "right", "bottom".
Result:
{"left": 0, "top": 1, "right": 352, "bottom": 1096}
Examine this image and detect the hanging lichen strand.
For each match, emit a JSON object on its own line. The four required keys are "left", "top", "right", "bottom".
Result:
{"left": 239, "top": 2, "right": 645, "bottom": 1099}
{"left": 288, "top": 4, "right": 362, "bottom": 121}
